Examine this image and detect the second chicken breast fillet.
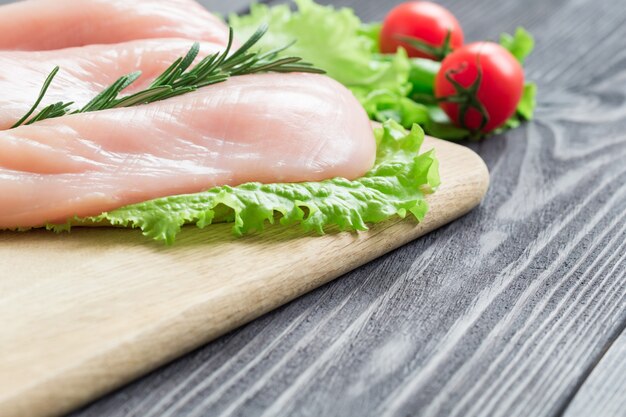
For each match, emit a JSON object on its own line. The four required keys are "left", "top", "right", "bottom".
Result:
{"left": 0, "top": 0, "right": 231, "bottom": 50}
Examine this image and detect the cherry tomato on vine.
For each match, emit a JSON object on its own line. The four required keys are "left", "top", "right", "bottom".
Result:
{"left": 380, "top": 2, "right": 464, "bottom": 61}
{"left": 435, "top": 42, "right": 525, "bottom": 133}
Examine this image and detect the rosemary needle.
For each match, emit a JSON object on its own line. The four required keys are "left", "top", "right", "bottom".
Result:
{"left": 10, "top": 66, "right": 68, "bottom": 128}
{"left": 13, "top": 24, "right": 325, "bottom": 128}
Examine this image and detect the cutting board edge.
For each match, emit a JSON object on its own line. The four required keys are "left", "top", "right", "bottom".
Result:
{"left": 0, "top": 137, "right": 490, "bottom": 417}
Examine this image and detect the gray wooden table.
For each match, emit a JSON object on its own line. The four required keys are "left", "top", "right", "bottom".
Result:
{"left": 23, "top": 0, "right": 625, "bottom": 415}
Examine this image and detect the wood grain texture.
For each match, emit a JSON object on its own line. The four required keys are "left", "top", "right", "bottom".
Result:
{"left": 0, "top": 137, "right": 488, "bottom": 417}
{"left": 563, "top": 330, "right": 626, "bottom": 417}
{"left": 0, "top": 0, "right": 623, "bottom": 416}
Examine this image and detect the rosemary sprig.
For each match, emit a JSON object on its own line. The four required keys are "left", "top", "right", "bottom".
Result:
{"left": 10, "top": 67, "right": 75, "bottom": 128}
{"left": 13, "top": 24, "right": 324, "bottom": 128}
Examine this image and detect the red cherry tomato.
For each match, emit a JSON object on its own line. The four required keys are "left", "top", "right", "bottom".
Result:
{"left": 380, "top": 1, "right": 464, "bottom": 60}
{"left": 435, "top": 42, "right": 525, "bottom": 133}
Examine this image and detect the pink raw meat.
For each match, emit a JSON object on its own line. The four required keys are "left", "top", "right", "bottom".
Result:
{"left": 0, "top": 73, "right": 376, "bottom": 228}
{"left": 0, "top": 0, "right": 230, "bottom": 50}
{"left": 0, "top": 39, "right": 224, "bottom": 130}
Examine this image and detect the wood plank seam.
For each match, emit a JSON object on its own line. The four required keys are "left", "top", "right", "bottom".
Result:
{"left": 556, "top": 321, "right": 626, "bottom": 417}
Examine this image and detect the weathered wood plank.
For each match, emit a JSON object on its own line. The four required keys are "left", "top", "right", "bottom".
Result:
{"left": 563, "top": 330, "right": 626, "bottom": 417}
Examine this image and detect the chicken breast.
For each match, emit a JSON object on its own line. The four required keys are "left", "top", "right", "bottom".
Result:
{"left": 0, "top": 39, "right": 224, "bottom": 130}
{"left": 0, "top": 0, "right": 230, "bottom": 50}
{"left": 0, "top": 73, "right": 376, "bottom": 228}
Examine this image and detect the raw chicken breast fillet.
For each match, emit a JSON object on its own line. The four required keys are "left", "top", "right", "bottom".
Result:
{"left": 0, "top": 39, "right": 224, "bottom": 130}
{"left": 0, "top": 0, "right": 230, "bottom": 50}
{"left": 0, "top": 73, "right": 376, "bottom": 229}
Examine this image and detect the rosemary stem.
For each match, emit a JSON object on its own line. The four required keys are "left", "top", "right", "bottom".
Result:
{"left": 12, "top": 25, "right": 325, "bottom": 128}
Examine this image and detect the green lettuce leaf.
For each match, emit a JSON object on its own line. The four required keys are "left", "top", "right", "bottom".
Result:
{"left": 516, "top": 82, "right": 537, "bottom": 120}
{"left": 56, "top": 122, "right": 439, "bottom": 244}
{"left": 494, "top": 82, "right": 537, "bottom": 134}
{"left": 500, "top": 27, "right": 538, "bottom": 123}
{"left": 358, "top": 22, "right": 383, "bottom": 51}
{"left": 408, "top": 58, "right": 441, "bottom": 97}
{"left": 355, "top": 88, "right": 430, "bottom": 127}
{"left": 500, "top": 27, "right": 535, "bottom": 64}
{"left": 229, "top": 0, "right": 410, "bottom": 94}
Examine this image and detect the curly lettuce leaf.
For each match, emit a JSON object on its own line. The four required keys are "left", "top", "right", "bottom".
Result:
{"left": 229, "top": 0, "right": 410, "bottom": 94}
{"left": 516, "top": 82, "right": 537, "bottom": 120}
{"left": 500, "top": 27, "right": 535, "bottom": 64}
{"left": 358, "top": 22, "right": 383, "bottom": 51}
{"left": 57, "top": 122, "right": 439, "bottom": 244}
{"left": 500, "top": 27, "right": 537, "bottom": 122}
{"left": 355, "top": 87, "right": 430, "bottom": 127}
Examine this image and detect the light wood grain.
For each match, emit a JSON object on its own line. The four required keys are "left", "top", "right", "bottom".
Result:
{"left": 0, "top": 136, "right": 489, "bottom": 417}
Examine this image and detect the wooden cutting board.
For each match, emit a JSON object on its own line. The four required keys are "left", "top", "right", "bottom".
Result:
{"left": 0, "top": 136, "right": 489, "bottom": 417}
